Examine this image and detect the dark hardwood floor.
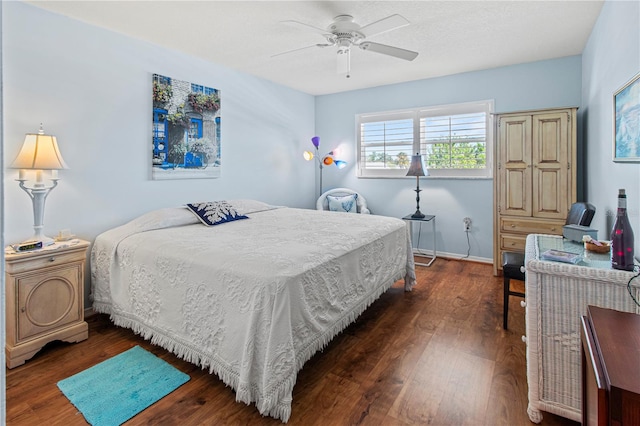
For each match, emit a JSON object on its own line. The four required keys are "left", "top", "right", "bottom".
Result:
{"left": 6, "top": 258, "right": 579, "bottom": 425}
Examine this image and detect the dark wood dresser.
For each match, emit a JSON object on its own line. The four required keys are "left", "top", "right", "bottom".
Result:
{"left": 581, "top": 305, "right": 640, "bottom": 425}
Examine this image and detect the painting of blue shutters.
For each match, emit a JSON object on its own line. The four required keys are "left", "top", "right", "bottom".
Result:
{"left": 153, "top": 108, "right": 168, "bottom": 165}
{"left": 152, "top": 73, "right": 221, "bottom": 179}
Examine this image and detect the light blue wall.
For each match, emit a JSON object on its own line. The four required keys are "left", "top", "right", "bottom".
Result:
{"left": 2, "top": 2, "right": 316, "bottom": 305}
{"left": 582, "top": 0, "right": 640, "bottom": 248}
{"left": 3, "top": 2, "right": 315, "bottom": 244}
{"left": 316, "top": 57, "right": 583, "bottom": 260}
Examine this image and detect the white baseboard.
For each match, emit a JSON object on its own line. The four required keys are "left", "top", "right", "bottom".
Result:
{"left": 421, "top": 251, "right": 493, "bottom": 264}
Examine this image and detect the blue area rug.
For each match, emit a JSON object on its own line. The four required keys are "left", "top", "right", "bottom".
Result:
{"left": 57, "top": 345, "right": 189, "bottom": 426}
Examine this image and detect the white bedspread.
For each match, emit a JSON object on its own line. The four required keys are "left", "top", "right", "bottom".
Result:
{"left": 91, "top": 200, "right": 416, "bottom": 422}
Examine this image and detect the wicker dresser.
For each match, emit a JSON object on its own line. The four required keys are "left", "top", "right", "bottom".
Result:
{"left": 523, "top": 234, "right": 640, "bottom": 423}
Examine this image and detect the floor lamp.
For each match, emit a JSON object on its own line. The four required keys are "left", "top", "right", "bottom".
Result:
{"left": 10, "top": 124, "right": 69, "bottom": 246}
{"left": 304, "top": 136, "right": 347, "bottom": 198}
{"left": 406, "top": 153, "right": 428, "bottom": 218}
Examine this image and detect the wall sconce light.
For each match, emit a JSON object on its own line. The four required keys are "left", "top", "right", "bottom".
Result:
{"left": 10, "top": 124, "right": 68, "bottom": 245}
{"left": 303, "top": 136, "right": 347, "bottom": 198}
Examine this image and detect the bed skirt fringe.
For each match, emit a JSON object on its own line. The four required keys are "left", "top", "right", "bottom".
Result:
{"left": 92, "top": 273, "right": 403, "bottom": 423}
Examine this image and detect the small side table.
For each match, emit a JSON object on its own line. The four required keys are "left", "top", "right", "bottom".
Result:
{"left": 402, "top": 214, "right": 437, "bottom": 267}
{"left": 5, "top": 239, "right": 90, "bottom": 368}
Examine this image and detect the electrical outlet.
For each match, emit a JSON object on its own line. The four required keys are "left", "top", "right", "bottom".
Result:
{"left": 463, "top": 217, "right": 472, "bottom": 231}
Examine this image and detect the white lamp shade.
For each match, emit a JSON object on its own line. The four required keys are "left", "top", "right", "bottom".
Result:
{"left": 11, "top": 132, "right": 68, "bottom": 170}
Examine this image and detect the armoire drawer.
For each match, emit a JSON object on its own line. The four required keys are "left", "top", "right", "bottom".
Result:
{"left": 501, "top": 234, "right": 526, "bottom": 251}
{"left": 500, "top": 217, "right": 564, "bottom": 235}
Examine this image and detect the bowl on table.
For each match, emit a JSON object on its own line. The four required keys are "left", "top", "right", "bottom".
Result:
{"left": 584, "top": 240, "right": 611, "bottom": 254}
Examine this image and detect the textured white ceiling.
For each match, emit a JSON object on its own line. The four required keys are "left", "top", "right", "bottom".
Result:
{"left": 27, "top": 1, "right": 604, "bottom": 95}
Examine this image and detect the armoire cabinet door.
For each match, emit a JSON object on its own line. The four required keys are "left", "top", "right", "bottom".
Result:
{"left": 532, "top": 111, "right": 571, "bottom": 220}
{"left": 499, "top": 115, "right": 532, "bottom": 217}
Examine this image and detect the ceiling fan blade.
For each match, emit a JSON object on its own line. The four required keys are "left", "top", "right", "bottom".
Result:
{"left": 281, "top": 20, "right": 331, "bottom": 36}
{"left": 271, "top": 43, "right": 333, "bottom": 58}
{"left": 359, "top": 42, "right": 418, "bottom": 61}
{"left": 359, "top": 14, "right": 410, "bottom": 38}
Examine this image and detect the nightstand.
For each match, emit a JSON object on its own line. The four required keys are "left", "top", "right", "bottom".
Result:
{"left": 402, "top": 214, "right": 437, "bottom": 266}
{"left": 5, "top": 239, "right": 90, "bottom": 368}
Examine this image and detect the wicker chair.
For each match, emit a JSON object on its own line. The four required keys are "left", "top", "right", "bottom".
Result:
{"left": 316, "top": 188, "right": 370, "bottom": 214}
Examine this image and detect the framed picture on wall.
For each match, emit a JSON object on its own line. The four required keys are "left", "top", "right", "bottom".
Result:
{"left": 151, "top": 73, "right": 222, "bottom": 180}
{"left": 613, "top": 71, "right": 640, "bottom": 162}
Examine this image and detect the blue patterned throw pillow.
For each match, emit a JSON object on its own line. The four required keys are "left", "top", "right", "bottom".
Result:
{"left": 186, "top": 201, "right": 249, "bottom": 226}
{"left": 327, "top": 194, "right": 358, "bottom": 213}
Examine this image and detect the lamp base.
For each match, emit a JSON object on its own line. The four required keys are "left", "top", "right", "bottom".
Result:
{"left": 17, "top": 177, "right": 59, "bottom": 249}
{"left": 411, "top": 210, "right": 426, "bottom": 219}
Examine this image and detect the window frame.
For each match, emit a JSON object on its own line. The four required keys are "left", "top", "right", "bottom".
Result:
{"left": 357, "top": 110, "right": 418, "bottom": 178}
{"left": 188, "top": 117, "right": 203, "bottom": 140}
{"left": 356, "top": 100, "right": 494, "bottom": 179}
{"left": 154, "top": 74, "right": 171, "bottom": 86}
{"left": 191, "top": 84, "right": 216, "bottom": 96}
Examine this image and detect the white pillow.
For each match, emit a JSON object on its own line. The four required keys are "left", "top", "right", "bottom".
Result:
{"left": 327, "top": 194, "right": 358, "bottom": 213}
{"left": 127, "top": 207, "right": 200, "bottom": 230}
{"left": 230, "top": 199, "right": 280, "bottom": 215}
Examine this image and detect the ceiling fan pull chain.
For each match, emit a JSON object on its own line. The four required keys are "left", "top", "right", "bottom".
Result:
{"left": 346, "top": 48, "right": 351, "bottom": 79}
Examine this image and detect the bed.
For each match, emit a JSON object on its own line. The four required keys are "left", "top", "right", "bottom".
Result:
{"left": 91, "top": 199, "right": 416, "bottom": 422}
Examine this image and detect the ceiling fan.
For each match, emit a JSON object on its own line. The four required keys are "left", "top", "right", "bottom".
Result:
{"left": 274, "top": 14, "right": 419, "bottom": 78}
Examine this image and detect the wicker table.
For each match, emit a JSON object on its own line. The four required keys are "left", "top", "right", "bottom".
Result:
{"left": 524, "top": 234, "right": 640, "bottom": 423}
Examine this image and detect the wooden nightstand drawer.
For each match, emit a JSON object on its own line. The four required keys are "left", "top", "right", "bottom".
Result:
{"left": 500, "top": 217, "right": 564, "bottom": 235}
{"left": 5, "top": 246, "right": 87, "bottom": 275}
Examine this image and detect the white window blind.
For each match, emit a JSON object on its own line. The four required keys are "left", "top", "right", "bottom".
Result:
{"left": 358, "top": 111, "right": 417, "bottom": 178}
{"left": 421, "top": 112, "right": 487, "bottom": 170}
{"left": 357, "top": 100, "right": 493, "bottom": 178}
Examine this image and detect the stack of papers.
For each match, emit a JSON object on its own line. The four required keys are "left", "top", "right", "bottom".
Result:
{"left": 540, "top": 249, "right": 581, "bottom": 264}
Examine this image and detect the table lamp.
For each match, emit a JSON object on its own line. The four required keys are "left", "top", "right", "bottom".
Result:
{"left": 406, "top": 153, "right": 428, "bottom": 218}
{"left": 10, "top": 124, "right": 69, "bottom": 246}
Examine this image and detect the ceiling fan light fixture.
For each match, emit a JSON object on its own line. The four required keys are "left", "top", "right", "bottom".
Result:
{"left": 336, "top": 47, "right": 351, "bottom": 78}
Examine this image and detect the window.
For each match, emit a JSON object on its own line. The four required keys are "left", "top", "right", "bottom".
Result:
{"left": 154, "top": 74, "right": 171, "bottom": 86}
{"left": 357, "top": 100, "right": 493, "bottom": 178}
{"left": 188, "top": 118, "right": 203, "bottom": 140}
{"left": 152, "top": 108, "right": 168, "bottom": 163}
{"left": 358, "top": 111, "right": 415, "bottom": 177}
{"left": 191, "top": 84, "right": 216, "bottom": 96}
